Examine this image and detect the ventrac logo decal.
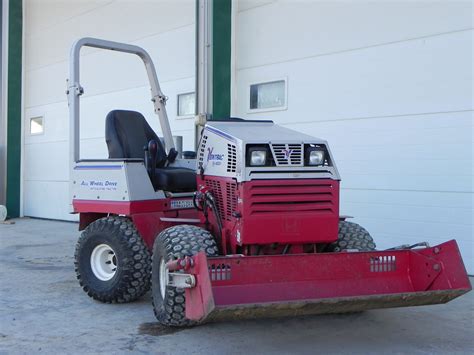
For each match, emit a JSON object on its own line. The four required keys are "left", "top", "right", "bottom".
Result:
{"left": 283, "top": 149, "right": 294, "bottom": 159}
{"left": 207, "top": 147, "right": 224, "bottom": 166}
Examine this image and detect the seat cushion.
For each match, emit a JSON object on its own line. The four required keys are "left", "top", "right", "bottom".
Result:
{"left": 154, "top": 167, "right": 197, "bottom": 192}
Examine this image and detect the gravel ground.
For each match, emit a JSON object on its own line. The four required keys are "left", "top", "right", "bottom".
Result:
{"left": 0, "top": 218, "right": 473, "bottom": 354}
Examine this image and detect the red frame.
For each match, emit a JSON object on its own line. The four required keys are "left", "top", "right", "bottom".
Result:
{"left": 74, "top": 177, "right": 341, "bottom": 253}
{"left": 73, "top": 179, "right": 471, "bottom": 322}
{"left": 73, "top": 197, "right": 203, "bottom": 247}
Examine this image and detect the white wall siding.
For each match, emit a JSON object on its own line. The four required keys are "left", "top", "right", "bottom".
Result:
{"left": 23, "top": 0, "right": 196, "bottom": 221}
{"left": 234, "top": 0, "right": 473, "bottom": 272}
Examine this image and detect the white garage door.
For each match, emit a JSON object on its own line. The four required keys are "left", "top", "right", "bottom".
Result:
{"left": 234, "top": 0, "right": 473, "bottom": 273}
{"left": 23, "top": 0, "right": 197, "bottom": 221}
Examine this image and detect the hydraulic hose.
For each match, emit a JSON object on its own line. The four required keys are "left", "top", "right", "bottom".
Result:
{"left": 193, "top": 189, "right": 224, "bottom": 254}
{"left": 205, "top": 192, "right": 224, "bottom": 254}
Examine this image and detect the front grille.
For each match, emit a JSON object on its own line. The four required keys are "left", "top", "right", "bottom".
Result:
{"left": 205, "top": 178, "right": 237, "bottom": 221}
{"left": 205, "top": 179, "right": 225, "bottom": 218}
{"left": 248, "top": 181, "right": 335, "bottom": 215}
{"left": 198, "top": 135, "right": 208, "bottom": 165}
{"left": 227, "top": 144, "right": 237, "bottom": 173}
{"left": 270, "top": 143, "right": 304, "bottom": 166}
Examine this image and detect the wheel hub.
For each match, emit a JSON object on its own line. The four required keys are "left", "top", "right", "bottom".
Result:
{"left": 90, "top": 244, "right": 117, "bottom": 281}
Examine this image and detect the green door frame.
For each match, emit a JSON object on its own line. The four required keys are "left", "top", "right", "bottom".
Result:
{"left": 6, "top": 0, "right": 22, "bottom": 217}
{"left": 211, "top": 0, "right": 231, "bottom": 119}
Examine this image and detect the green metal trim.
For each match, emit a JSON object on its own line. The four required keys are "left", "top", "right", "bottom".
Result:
{"left": 6, "top": 0, "right": 22, "bottom": 217}
{"left": 212, "top": 0, "right": 231, "bottom": 119}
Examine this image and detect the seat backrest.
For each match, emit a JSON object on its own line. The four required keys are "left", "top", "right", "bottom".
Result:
{"left": 105, "top": 110, "right": 167, "bottom": 167}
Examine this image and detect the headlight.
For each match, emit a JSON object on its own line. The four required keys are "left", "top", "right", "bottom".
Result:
{"left": 307, "top": 149, "right": 325, "bottom": 166}
{"left": 250, "top": 150, "right": 267, "bottom": 166}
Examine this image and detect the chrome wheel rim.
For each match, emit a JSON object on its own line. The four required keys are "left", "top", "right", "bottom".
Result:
{"left": 159, "top": 259, "right": 169, "bottom": 299}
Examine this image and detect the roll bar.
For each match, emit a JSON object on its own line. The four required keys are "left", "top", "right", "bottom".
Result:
{"left": 67, "top": 37, "right": 175, "bottom": 167}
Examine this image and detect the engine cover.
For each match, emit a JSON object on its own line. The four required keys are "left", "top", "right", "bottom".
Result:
{"left": 197, "top": 120, "right": 340, "bottom": 182}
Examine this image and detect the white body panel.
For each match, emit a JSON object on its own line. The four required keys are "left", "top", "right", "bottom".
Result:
{"left": 72, "top": 161, "right": 165, "bottom": 202}
{"left": 198, "top": 125, "right": 243, "bottom": 179}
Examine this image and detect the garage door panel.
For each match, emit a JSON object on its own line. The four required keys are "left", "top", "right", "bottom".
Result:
{"left": 236, "top": 31, "right": 472, "bottom": 122}
{"left": 24, "top": 104, "right": 69, "bottom": 145}
{"left": 343, "top": 201, "right": 472, "bottom": 227}
{"left": 341, "top": 189, "right": 473, "bottom": 210}
{"left": 26, "top": 0, "right": 194, "bottom": 71}
{"left": 340, "top": 174, "right": 471, "bottom": 193}
{"left": 25, "top": 25, "right": 195, "bottom": 108}
{"left": 23, "top": 181, "right": 76, "bottom": 221}
{"left": 24, "top": 142, "right": 69, "bottom": 182}
{"left": 236, "top": 1, "right": 471, "bottom": 69}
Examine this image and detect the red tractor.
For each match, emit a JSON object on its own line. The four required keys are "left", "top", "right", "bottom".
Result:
{"left": 68, "top": 38, "right": 471, "bottom": 326}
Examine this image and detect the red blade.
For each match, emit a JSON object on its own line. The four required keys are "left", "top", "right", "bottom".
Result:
{"left": 185, "top": 252, "right": 215, "bottom": 321}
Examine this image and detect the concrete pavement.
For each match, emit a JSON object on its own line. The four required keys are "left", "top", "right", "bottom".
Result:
{"left": 1, "top": 218, "right": 473, "bottom": 354}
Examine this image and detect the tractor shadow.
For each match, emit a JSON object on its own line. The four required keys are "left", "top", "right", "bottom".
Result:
{"left": 138, "top": 322, "right": 186, "bottom": 337}
{"left": 138, "top": 312, "right": 364, "bottom": 338}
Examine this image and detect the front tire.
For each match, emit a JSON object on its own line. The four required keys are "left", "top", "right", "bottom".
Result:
{"left": 329, "top": 221, "right": 376, "bottom": 252}
{"left": 152, "top": 225, "right": 218, "bottom": 327}
{"left": 74, "top": 216, "right": 151, "bottom": 303}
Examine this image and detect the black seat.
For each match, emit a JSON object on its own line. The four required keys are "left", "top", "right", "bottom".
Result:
{"left": 105, "top": 110, "right": 196, "bottom": 192}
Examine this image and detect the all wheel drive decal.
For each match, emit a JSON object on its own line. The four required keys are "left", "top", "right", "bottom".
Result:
{"left": 80, "top": 180, "right": 119, "bottom": 191}
{"left": 74, "top": 165, "right": 123, "bottom": 170}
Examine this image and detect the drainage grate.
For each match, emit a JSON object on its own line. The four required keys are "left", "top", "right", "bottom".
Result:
{"left": 370, "top": 255, "right": 396, "bottom": 272}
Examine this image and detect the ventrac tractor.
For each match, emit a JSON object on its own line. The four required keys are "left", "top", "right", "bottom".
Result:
{"left": 68, "top": 38, "right": 470, "bottom": 326}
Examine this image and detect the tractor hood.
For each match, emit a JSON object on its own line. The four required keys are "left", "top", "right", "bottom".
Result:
{"left": 198, "top": 119, "right": 340, "bottom": 182}
{"left": 204, "top": 120, "right": 327, "bottom": 145}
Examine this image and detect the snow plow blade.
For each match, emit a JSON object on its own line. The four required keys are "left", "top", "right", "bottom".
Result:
{"left": 185, "top": 240, "right": 471, "bottom": 322}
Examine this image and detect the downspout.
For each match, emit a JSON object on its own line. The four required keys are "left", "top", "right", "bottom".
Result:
{"left": 211, "top": 0, "right": 231, "bottom": 120}
{"left": 5, "top": 0, "right": 22, "bottom": 218}
{"left": 0, "top": 0, "right": 9, "bottom": 207}
{"left": 195, "top": 0, "right": 213, "bottom": 149}
{"left": 195, "top": 0, "right": 232, "bottom": 149}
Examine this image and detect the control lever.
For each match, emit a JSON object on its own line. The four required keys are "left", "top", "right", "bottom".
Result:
{"left": 167, "top": 148, "right": 178, "bottom": 166}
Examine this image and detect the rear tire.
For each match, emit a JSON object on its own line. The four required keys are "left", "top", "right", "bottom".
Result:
{"left": 329, "top": 221, "right": 376, "bottom": 252}
{"left": 152, "top": 225, "right": 218, "bottom": 327}
{"left": 74, "top": 216, "right": 151, "bottom": 303}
